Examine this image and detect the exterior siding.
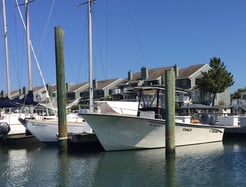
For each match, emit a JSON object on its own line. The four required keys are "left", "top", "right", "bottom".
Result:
{"left": 0, "top": 64, "right": 231, "bottom": 108}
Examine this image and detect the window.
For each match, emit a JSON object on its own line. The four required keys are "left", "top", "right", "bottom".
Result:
{"left": 243, "top": 95, "right": 246, "bottom": 100}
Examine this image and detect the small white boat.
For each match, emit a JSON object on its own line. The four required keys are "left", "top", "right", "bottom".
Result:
{"left": 19, "top": 113, "right": 93, "bottom": 142}
{"left": 80, "top": 86, "right": 225, "bottom": 151}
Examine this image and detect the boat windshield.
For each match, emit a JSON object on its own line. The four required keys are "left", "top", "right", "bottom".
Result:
{"left": 139, "top": 89, "right": 165, "bottom": 109}
{"left": 137, "top": 88, "right": 166, "bottom": 119}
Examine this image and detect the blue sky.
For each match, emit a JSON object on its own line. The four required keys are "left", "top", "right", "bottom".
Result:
{"left": 0, "top": 0, "right": 245, "bottom": 94}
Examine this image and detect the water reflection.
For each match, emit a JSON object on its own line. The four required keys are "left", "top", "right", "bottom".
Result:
{"left": 166, "top": 153, "right": 177, "bottom": 187}
{"left": 93, "top": 149, "right": 164, "bottom": 186}
{"left": 1, "top": 140, "right": 246, "bottom": 186}
{"left": 1, "top": 149, "right": 30, "bottom": 186}
{"left": 58, "top": 149, "right": 69, "bottom": 187}
{"left": 222, "top": 139, "right": 246, "bottom": 186}
{"left": 56, "top": 148, "right": 103, "bottom": 187}
{"left": 0, "top": 144, "right": 102, "bottom": 187}
{"left": 0, "top": 139, "right": 44, "bottom": 187}
{"left": 93, "top": 142, "right": 225, "bottom": 187}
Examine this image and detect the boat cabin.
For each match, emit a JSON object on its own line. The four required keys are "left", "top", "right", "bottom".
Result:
{"left": 135, "top": 86, "right": 187, "bottom": 119}
{"left": 135, "top": 87, "right": 166, "bottom": 119}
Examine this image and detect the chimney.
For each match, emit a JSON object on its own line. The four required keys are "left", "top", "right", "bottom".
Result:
{"left": 22, "top": 86, "right": 26, "bottom": 95}
{"left": 161, "top": 73, "right": 165, "bottom": 86}
{"left": 141, "top": 67, "right": 149, "bottom": 80}
{"left": 46, "top": 84, "right": 53, "bottom": 97}
{"left": 93, "top": 79, "right": 97, "bottom": 89}
{"left": 174, "top": 64, "right": 179, "bottom": 77}
{"left": 128, "top": 71, "right": 133, "bottom": 81}
{"left": 0, "top": 90, "right": 4, "bottom": 98}
{"left": 65, "top": 83, "right": 69, "bottom": 92}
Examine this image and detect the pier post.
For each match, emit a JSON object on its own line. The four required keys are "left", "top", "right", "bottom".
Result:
{"left": 54, "top": 27, "right": 67, "bottom": 150}
{"left": 165, "top": 69, "right": 176, "bottom": 156}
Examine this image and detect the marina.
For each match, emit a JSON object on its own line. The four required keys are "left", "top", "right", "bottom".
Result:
{"left": 1, "top": 0, "right": 245, "bottom": 149}
{"left": 1, "top": 1, "right": 246, "bottom": 186}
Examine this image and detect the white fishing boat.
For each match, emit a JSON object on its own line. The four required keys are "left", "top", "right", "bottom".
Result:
{"left": 80, "top": 86, "right": 225, "bottom": 151}
{"left": 78, "top": 2, "right": 224, "bottom": 151}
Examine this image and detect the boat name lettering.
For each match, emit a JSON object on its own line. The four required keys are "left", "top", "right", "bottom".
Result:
{"left": 32, "top": 123, "right": 46, "bottom": 127}
{"left": 183, "top": 128, "right": 192, "bottom": 132}
{"left": 209, "top": 129, "right": 221, "bottom": 133}
{"left": 149, "top": 123, "right": 162, "bottom": 127}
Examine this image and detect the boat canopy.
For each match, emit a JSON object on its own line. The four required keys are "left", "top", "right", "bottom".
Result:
{"left": 0, "top": 91, "right": 37, "bottom": 108}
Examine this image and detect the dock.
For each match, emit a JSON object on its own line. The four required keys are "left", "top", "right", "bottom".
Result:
{"left": 223, "top": 126, "right": 246, "bottom": 138}
{"left": 217, "top": 115, "right": 246, "bottom": 138}
{"left": 67, "top": 133, "right": 104, "bottom": 152}
{"left": 0, "top": 134, "right": 45, "bottom": 150}
{"left": 1, "top": 132, "right": 104, "bottom": 152}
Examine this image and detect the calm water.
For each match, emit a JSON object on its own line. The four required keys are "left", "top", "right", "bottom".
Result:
{"left": 1, "top": 138, "right": 246, "bottom": 187}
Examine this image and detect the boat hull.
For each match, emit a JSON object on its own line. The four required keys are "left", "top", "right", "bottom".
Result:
{"left": 81, "top": 113, "right": 224, "bottom": 151}
{"left": 19, "top": 118, "right": 92, "bottom": 142}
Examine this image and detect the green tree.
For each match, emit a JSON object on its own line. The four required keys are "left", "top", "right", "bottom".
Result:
{"left": 198, "top": 57, "right": 234, "bottom": 106}
{"left": 231, "top": 87, "right": 246, "bottom": 100}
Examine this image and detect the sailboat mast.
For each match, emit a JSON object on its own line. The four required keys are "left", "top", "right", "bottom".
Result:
{"left": 88, "top": 0, "right": 93, "bottom": 112}
{"left": 1, "top": 0, "right": 11, "bottom": 98}
{"left": 25, "top": 0, "right": 32, "bottom": 91}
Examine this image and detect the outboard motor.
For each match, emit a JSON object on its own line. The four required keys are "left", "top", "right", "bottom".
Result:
{"left": 200, "top": 113, "right": 215, "bottom": 125}
{"left": 0, "top": 122, "right": 11, "bottom": 139}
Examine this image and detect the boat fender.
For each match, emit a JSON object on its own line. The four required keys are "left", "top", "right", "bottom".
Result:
{"left": 0, "top": 122, "right": 11, "bottom": 136}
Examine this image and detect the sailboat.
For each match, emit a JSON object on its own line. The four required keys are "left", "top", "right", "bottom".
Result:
{"left": 18, "top": 0, "right": 93, "bottom": 143}
{"left": 0, "top": 0, "right": 34, "bottom": 137}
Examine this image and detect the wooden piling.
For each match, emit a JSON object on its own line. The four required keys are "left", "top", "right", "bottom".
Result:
{"left": 165, "top": 69, "right": 176, "bottom": 156}
{"left": 54, "top": 27, "right": 67, "bottom": 148}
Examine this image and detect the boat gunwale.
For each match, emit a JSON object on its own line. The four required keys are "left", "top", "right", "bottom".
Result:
{"left": 24, "top": 119, "right": 84, "bottom": 125}
{"left": 80, "top": 113, "right": 225, "bottom": 130}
